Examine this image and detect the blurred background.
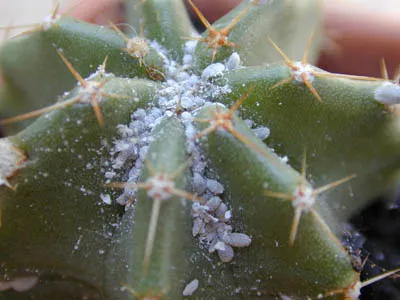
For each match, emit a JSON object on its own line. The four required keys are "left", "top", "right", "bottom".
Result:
{"left": 1, "top": 0, "right": 400, "bottom": 78}
{"left": 0, "top": 0, "right": 56, "bottom": 40}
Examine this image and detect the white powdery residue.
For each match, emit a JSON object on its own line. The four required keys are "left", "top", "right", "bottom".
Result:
{"left": 184, "top": 40, "right": 198, "bottom": 55}
{"left": 374, "top": 81, "right": 400, "bottom": 105}
{"left": 184, "top": 121, "right": 196, "bottom": 140}
{"left": 0, "top": 139, "right": 26, "bottom": 189}
{"left": 113, "top": 140, "right": 133, "bottom": 153}
{"left": 166, "top": 62, "right": 180, "bottom": 80}
{"left": 280, "top": 156, "right": 289, "bottom": 164}
{"left": 105, "top": 36, "right": 236, "bottom": 224}
{"left": 79, "top": 185, "right": 94, "bottom": 196}
{"left": 181, "top": 112, "right": 199, "bottom": 157}
{"left": 85, "top": 67, "right": 115, "bottom": 82}
{"left": 181, "top": 95, "right": 205, "bottom": 110}
{"left": 131, "top": 108, "right": 147, "bottom": 121}
{"left": 225, "top": 52, "right": 241, "bottom": 71}
{"left": 43, "top": 14, "right": 60, "bottom": 31}
{"left": 76, "top": 81, "right": 104, "bottom": 105}
{"left": 176, "top": 71, "right": 190, "bottom": 82}
{"left": 210, "top": 84, "right": 232, "bottom": 99}
{"left": 182, "top": 278, "right": 199, "bottom": 296}
{"left": 192, "top": 155, "right": 206, "bottom": 175}
{"left": 192, "top": 202, "right": 219, "bottom": 224}
{"left": 106, "top": 106, "right": 158, "bottom": 205}
{"left": 182, "top": 54, "right": 193, "bottom": 66}
{"left": 158, "top": 86, "right": 180, "bottom": 109}
{"left": 346, "top": 281, "right": 362, "bottom": 300}
{"left": 181, "top": 111, "right": 193, "bottom": 122}
{"left": 292, "top": 185, "right": 315, "bottom": 211}
{"left": 143, "top": 107, "right": 163, "bottom": 129}
{"left": 105, "top": 171, "right": 117, "bottom": 179}
{"left": 139, "top": 146, "right": 149, "bottom": 160}
{"left": 128, "top": 157, "right": 143, "bottom": 179}
{"left": 145, "top": 173, "right": 176, "bottom": 201}
{"left": 291, "top": 62, "right": 314, "bottom": 83}
{"left": 191, "top": 175, "right": 251, "bottom": 262}
{"left": 130, "top": 120, "right": 147, "bottom": 136}
{"left": 185, "top": 74, "right": 202, "bottom": 88}
{"left": 73, "top": 235, "right": 83, "bottom": 252}
{"left": 244, "top": 119, "right": 254, "bottom": 128}
{"left": 149, "top": 40, "right": 169, "bottom": 64}
{"left": 111, "top": 141, "right": 138, "bottom": 170}
{"left": 158, "top": 73, "right": 207, "bottom": 113}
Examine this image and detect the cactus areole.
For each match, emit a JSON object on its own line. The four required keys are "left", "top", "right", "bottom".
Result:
{"left": 0, "top": 0, "right": 399, "bottom": 299}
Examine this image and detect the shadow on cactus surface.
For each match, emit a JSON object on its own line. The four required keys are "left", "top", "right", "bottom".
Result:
{"left": 0, "top": 0, "right": 399, "bottom": 299}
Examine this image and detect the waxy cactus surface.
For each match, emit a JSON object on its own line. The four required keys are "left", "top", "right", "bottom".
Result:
{"left": 0, "top": 0, "right": 399, "bottom": 299}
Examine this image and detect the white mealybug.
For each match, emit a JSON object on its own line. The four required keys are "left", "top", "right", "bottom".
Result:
{"left": 192, "top": 217, "right": 205, "bottom": 236}
{"left": 100, "top": 193, "right": 112, "bottom": 205}
{"left": 215, "top": 202, "right": 228, "bottom": 219}
{"left": 0, "top": 276, "right": 39, "bottom": 292}
{"left": 206, "top": 179, "right": 224, "bottom": 195}
{"left": 217, "top": 244, "right": 235, "bottom": 262}
{"left": 222, "top": 233, "right": 252, "bottom": 248}
{"left": 201, "top": 63, "right": 225, "bottom": 81}
{"left": 182, "top": 279, "right": 199, "bottom": 296}
{"left": 193, "top": 172, "right": 207, "bottom": 194}
{"left": 252, "top": 126, "right": 270, "bottom": 140}
{"left": 205, "top": 196, "right": 222, "bottom": 211}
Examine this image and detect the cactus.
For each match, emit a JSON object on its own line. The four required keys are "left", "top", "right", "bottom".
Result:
{"left": 0, "top": 0, "right": 399, "bottom": 299}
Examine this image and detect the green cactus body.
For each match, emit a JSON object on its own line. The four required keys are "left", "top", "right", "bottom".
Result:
{"left": 0, "top": 0, "right": 399, "bottom": 299}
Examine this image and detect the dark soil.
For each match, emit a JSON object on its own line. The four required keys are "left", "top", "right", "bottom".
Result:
{"left": 350, "top": 196, "right": 400, "bottom": 299}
